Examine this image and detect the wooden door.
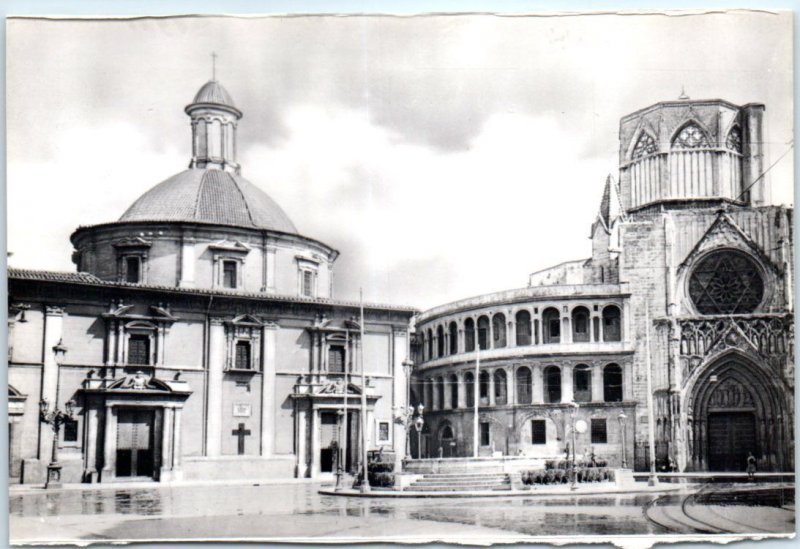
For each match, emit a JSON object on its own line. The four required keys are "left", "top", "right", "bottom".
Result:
{"left": 707, "top": 411, "right": 757, "bottom": 472}
{"left": 116, "top": 408, "right": 156, "bottom": 478}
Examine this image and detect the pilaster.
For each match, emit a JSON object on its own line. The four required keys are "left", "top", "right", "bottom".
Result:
{"left": 206, "top": 317, "right": 226, "bottom": 456}
{"left": 260, "top": 322, "right": 278, "bottom": 457}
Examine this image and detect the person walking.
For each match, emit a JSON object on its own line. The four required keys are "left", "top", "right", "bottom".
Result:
{"left": 746, "top": 452, "right": 757, "bottom": 480}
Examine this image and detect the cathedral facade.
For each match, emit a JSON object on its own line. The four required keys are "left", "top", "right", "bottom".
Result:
{"left": 8, "top": 81, "right": 414, "bottom": 484}
{"left": 412, "top": 98, "right": 794, "bottom": 472}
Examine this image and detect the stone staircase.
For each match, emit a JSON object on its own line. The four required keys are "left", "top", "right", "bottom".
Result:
{"left": 404, "top": 471, "right": 512, "bottom": 492}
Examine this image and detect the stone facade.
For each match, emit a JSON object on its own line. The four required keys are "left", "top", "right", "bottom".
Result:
{"left": 7, "top": 79, "right": 415, "bottom": 485}
{"left": 412, "top": 97, "right": 794, "bottom": 473}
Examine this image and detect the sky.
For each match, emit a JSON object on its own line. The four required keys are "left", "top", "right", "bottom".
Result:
{"left": 6, "top": 11, "right": 794, "bottom": 310}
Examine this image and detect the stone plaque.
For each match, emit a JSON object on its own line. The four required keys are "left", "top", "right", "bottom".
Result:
{"left": 233, "top": 403, "right": 252, "bottom": 417}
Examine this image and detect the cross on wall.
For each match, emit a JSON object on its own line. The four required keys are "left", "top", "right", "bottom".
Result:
{"left": 232, "top": 423, "right": 251, "bottom": 455}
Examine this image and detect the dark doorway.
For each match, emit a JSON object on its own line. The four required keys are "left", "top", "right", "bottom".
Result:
{"left": 707, "top": 411, "right": 757, "bottom": 471}
{"left": 116, "top": 408, "right": 156, "bottom": 478}
{"left": 319, "top": 411, "right": 338, "bottom": 473}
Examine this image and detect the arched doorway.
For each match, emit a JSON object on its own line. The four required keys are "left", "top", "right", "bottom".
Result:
{"left": 686, "top": 353, "right": 790, "bottom": 472}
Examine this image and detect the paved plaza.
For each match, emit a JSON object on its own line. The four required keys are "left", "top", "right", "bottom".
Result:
{"left": 9, "top": 480, "right": 794, "bottom": 544}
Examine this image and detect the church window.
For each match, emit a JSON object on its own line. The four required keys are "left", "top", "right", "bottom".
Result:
{"left": 632, "top": 132, "right": 657, "bottom": 159}
{"left": 378, "top": 421, "right": 390, "bottom": 443}
{"left": 480, "top": 422, "right": 490, "bottom": 446}
{"left": 603, "top": 364, "right": 623, "bottom": 402}
{"left": 448, "top": 322, "right": 458, "bottom": 355}
{"left": 465, "top": 371, "right": 475, "bottom": 407}
{"left": 328, "top": 346, "right": 345, "bottom": 373}
{"left": 515, "top": 310, "right": 532, "bottom": 346}
{"left": 492, "top": 314, "right": 506, "bottom": 348}
{"left": 301, "top": 270, "right": 315, "bottom": 297}
{"left": 464, "top": 318, "right": 475, "bottom": 352}
{"left": 493, "top": 369, "right": 507, "bottom": 406}
{"left": 125, "top": 257, "right": 141, "bottom": 283}
{"left": 516, "top": 366, "right": 532, "bottom": 405}
{"left": 63, "top": 418, "right": 79, "bottom": 442}
{"left": 571, "top": 307, "right": 590, "bottom": 343}
{"left": 726, "top": 126, "right": 742, "bottom": 153}
{"left": 542, "top": 308, "right": 560, "bottom": 343}
{"left": 235, "top": 340, "right": 252, "bottom": 370}
{"left": 436, "top": 325, "right": 444, "bottom": 358}
{"left": 573, "top": 364, "right": 591, "bottom": 402}
{"left": 223, "top": 260, "right": 237, "bottom": 289}
{"left": 590, "top": 418, "right": 608, "bottom": 444}
{"left": 449, "top": 374, "right": 459, "bottom": 409}
{"left": 479, "top": 370, "right": 490, "bottom": 402}
{"left": 477, "top": 316, "right": 490, "bottom": 350}
{"left": 127, "top": 335, "right": 150, "bottom": 365}
{"left": 602, "top": 306, "right": 622, "bottom": 342}
{"left": 689, "top": 250, "right": 764, "bottom": 315}
{"left": 544, "top": 366, "right": 562, "bottom": 403}
{"left": 531, "top": 419, "right": 546, "bottom": 444}
{"left": 427, "top": 329, "right": 434, "bottom": 359}
{"left": 672, "top": 123, "right": 710, "bottom": 149}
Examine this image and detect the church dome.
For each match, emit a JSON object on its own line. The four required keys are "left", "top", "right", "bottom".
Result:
{"left": 191, "top": 80, "right": 236, "bottom": 108}
{"left": 119, "top": 168, "right": 298, "bottom": 233}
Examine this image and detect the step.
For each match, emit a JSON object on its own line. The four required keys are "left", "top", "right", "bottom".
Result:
{"left": 417, "top": 472, "right": 510, "bottom": 479}
{"left": 411, "top": 478, "right": 510, "bottom": 486}
{"left": 412, "top": 476, "right": 508, "bottom": 483}
{"left": 405, "top": 485, "right": 512, "bottom": 492}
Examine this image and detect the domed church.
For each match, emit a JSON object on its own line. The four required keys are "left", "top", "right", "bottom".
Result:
{"left": 412, "top": 96, "right": 794, "bottom": 473}
{"left": 8, "top": 80, "right": 415, "bottom": 484}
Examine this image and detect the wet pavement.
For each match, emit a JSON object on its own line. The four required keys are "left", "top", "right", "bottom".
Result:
{"left": 9, "top": 481, "right": 795, "bottom": 543}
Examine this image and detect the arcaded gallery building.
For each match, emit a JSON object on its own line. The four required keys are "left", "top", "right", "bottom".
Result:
{"left": 412, "top": 97, "right": 794, "bottom": 472}
{"left": 8, "top": 80, "right": 414, "bottom": 484}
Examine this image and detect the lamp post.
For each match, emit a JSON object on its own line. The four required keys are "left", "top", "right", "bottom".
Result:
{"left": 414, "top": 403, "right": 425, "bottom": 460}
{"left": 618, "top": 412, "right": 628, "bottom": 469}
{"left": 402, "top": 358, "right": 414, "bottom": 460}
{"left": 568, "top": 402, "right": 579, "bottom": 491}
{"left": 40, "top": 340, "right": 74, "bottom": 489}
{"left": 334, "top": 409, "right": 344, "bottom": 491}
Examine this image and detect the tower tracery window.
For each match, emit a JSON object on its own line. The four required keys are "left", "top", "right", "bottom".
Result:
{"left": 672, "top": 123, "right": 711, "bottom": 149}
{"left": 632, "top": 132, "right": 657, "bottom": 159}
{"left": 688, "top": 250, "right": 764, "bottom": 315}
{"left": 726, "top": 126, "right": 742, "bottom": 153}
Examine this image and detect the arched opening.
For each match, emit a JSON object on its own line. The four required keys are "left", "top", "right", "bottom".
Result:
{"left": 439, "top": 424, "right": 456, "bottom": 457}
{"left": 427, "top": 328, "right": 433, "bottom": 360}
{"left": 449, "top": 373, "right": 459, "bottom": 409}
{"left": 492, "top": 314, "right": 506, "bottom": 348}
{"left": 602, "top": 306, "right": 622, "bottom": 342}
{"left": 465, "top": 371, "right": 475, "bottom": 407}
{"left": 672, "top": 122, "right": 711, "bottom": 149}
{"left": 494, "top": 369, "right": 507, "bottom": 405}
{"left": 687, "top": 354, "right": 790, "bottom": 472}
{"left": 542, "top": 308, "right": 560, "bottom": 344}
{"left": 436, "top": 325, "right": 445, "bottom": 358}
{"left": 479, "top": 370, "right": 490, "bottom": 405}
{"left": 436, "top": 377, "right": 445, "bottom": 410}
{"left": 449, "top": 322, "right": 458, "bottom": 355}
{"left": 464, "top": 318, "right": 475, "bottom": 352}
{"left": 571, "top": 306, "right": 590, "bottom": 343}
{"left": 477, "top": 316, "right": 490, "bottom": 350}
{"left": 515, "top": 310, "right": 532, "bottom": 346}
{"left": 573, "top": 364, "right": 591, "bottom": 402}
{"left": 603, "top": 364, "right": 623, "bottom": 402}
{"left": 516, "top": 366, "right": 532, "bottom": 404}
{"left": 544, "top": 366, "right": 561, "bottom": 404}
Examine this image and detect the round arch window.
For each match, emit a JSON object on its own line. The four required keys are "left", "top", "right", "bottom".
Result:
{"left": 688, "top": 250, "right": 764, "bottom": 314}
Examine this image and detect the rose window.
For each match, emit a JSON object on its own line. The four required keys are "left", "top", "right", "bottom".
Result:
{"left": 689, "top": 250, "right": 764, "bottom": 314}
{"left": 672, "top": 124, "right": 710, "bottom": 149}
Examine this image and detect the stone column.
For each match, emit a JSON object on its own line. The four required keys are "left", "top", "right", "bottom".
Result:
{"left": 260, "top": 322, "right": 278, "bottom": 457}
{"left": 589, "top": 314, "right": 597, "bottom": 343}
{"left": 179, "top": 237, "right": 195, "bottom": 287}
{"left": 206, "top": 318, "right": 226, "bottom": 456}
{"left": 488, "top": 370, "right": 496, "bottom": 406}
{"left": 507, "top": 366, "right": 515, "bottom": 405}
{"left": 532, "top": 365, "right": 543, "bottom": 404}
{"left": 562, "top": 314, "right": 572, "bottom": 344}
{"left": 562, "top": 365, "right": 574, "bottom": 403}
{"left": 173, "top": 407, "right": 183, "bottom": 470}
{"left": 457, "top": 372, "right": 466, "bottom": 409}
{"left": 101, "top": 405, "right": 117, "bottom": 481}
{"left": 535, "top": 316, "right": 543, "bottom": 346}
{"left": 40, "top": 305, "right": 64, "bottom": 461}
{"left": 84, "top": 405, "right": 100, "bottom": 481}
{"left": 296, "top": 404, "right": 308, "bottom": 478}
{"left": 311, "top": 407, "right": 320, "bottom": 478}
{"left": 508, "top": 315, "right": 517, "bottom": 348}
{"left": 433, "top": 378, "right": 440, "bottom": 411}
{"left": 160, "top": 406, "right": 173, "bottom": 478}
{"left": 592, "top": 364, "right": 605, "bottom": 403}
{"left": 488, "top": 317, "right": 495, "bottom": 349}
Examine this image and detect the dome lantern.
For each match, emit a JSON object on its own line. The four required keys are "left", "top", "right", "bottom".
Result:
{"left": 185, "top": 76, "right": 243, "bottom": 174}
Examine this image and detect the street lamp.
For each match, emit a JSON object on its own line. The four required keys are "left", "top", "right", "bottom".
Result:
{"left": 402, "top": 358, "right": 414, "bottom": 460}
{"left": 40, "top": 339, "right": 74, "bottom": 489}
{"left": 618, "top": 412, "right": 628, "bottom": 469}
{"left": 414, "top": 403, "right": 425, "bottom": 460}
{"left": 567, "top": 401, "right": 580, "bottom": 491}
{"left": 334, "top": 409, "right": 344, "bottom": 491}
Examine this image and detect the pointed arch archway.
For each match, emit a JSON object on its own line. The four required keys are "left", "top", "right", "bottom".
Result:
{"left": 685, "top": 350, "right": 792, "bottom": 472}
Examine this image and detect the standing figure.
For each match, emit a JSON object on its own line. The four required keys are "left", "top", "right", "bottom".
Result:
{"left": 746, "top": 452, "right": 757, "bottom": 480}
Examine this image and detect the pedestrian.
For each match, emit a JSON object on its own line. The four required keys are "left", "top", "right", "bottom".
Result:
{"left": 746, "top": 452, "right": 757, "bottom": 480}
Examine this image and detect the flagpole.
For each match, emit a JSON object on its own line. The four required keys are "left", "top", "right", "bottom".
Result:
{"left": 359, "top": 288, "right": 371, "bottom": 492}
{"left": 473, "top": 343, "right": 480, "bottom": 458}
{"left": 645, "top": 301, "right": 659, "bottom": 486}
{"left": 340, "top": 328, "right": 348, "bottom": 488}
